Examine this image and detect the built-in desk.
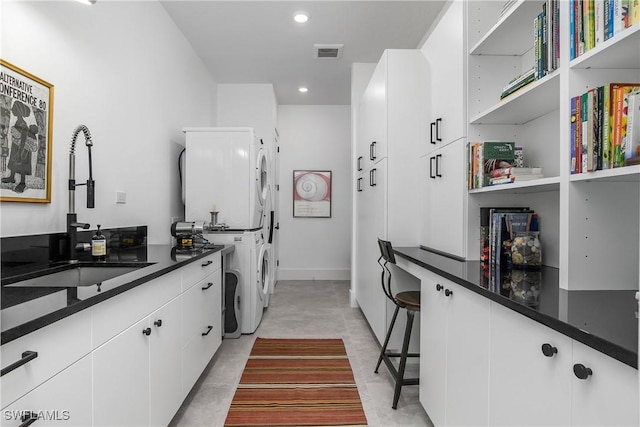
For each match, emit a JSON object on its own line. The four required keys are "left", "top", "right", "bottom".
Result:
{"left": 393, "top": 246, "right": 639, "bottom": 427}
{"left": 394, "top": 246, "right": 637, "bottom": 367}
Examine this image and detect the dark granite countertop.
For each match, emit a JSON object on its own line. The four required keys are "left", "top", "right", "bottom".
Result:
{"left": 1, "top": 244, "right": 225, "bottom": 345}
{"left": 394, "top": 246, "right": 638, "bottom": 369}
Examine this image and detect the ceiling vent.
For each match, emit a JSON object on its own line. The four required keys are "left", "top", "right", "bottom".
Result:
{"left": 314, "top": 44, "right": 343, "bottom": 59}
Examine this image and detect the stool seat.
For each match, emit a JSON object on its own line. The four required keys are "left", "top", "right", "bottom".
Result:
{"left": 395, "top": 291, "right": 420, "bottom": 310}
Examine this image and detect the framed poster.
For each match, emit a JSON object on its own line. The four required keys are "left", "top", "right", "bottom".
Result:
{"left": 293, "top": 170, "right": 331, "bottom": 218}
{"left": 0, "top": 59, "right": 54, "bottom": 203}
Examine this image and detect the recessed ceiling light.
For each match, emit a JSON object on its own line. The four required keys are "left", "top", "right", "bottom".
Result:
{"left": 76, "top": 0, "right": 97, "bottom": 4}
{"left": 298, "top": 87, "right": 308, "bottom": 93}
{"left": 293, "top": 12, "right": 309, "bottom": 24}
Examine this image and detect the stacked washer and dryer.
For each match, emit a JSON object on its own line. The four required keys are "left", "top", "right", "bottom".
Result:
{"left": 183, "top": 127, "right": 272, "bottom": 335}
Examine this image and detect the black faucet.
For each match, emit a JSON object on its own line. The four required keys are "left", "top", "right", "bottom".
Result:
{"left": 67, "top": 124, "right": 95, "bottom": 262}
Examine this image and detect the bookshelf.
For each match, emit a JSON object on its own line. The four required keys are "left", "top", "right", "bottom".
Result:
{"left": 465, "top": 0, "right": 639, "bottom": 292}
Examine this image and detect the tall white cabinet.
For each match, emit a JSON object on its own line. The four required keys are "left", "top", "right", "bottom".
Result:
{"left": 418, "top": 0, "right": 468, "bottom": 260}
{"left": 354, "top": 49, "right": 426, "bottom": 344}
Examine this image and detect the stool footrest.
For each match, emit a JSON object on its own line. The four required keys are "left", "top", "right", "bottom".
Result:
{"left": 380, "top": 353, "right": 420, "bottom": 386}
{"left": 384, "top": 351, "right": 420, "bottom": 358}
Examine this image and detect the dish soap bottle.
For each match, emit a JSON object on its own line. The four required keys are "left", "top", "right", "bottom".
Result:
{"left": 92, "top": 224, "right": 107, "bottom": 261}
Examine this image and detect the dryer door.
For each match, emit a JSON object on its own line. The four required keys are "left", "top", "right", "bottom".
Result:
{"left": 249, "top": 147, "right": 268, "bottom": 229}
{"left": 257, "top": 242, "right": 271, "bottom": 307}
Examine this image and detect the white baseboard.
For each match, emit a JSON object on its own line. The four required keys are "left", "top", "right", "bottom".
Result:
{"left": 276, "top": 268, "right": 350, "bottom": 281}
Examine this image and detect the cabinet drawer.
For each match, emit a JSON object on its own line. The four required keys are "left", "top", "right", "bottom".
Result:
{"left": 91, "top": 269, "right": 181, "bottom": 348}
{"left": 182, "top": 271, "right": 221, "bottom": 346}
{"left": 181, "top": 252, "right": 221, "bottom": 292}
{"left": 1, "top": 309, "right": 92, "bottom": 409}
{"left": 182, "top": 323, "right": 220, "bottom": 397}
{"left": 1, "top": 354, "right": 93, "bottom": 426}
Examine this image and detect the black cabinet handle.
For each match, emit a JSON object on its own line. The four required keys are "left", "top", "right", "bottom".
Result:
{"left": 201, "top": 260, "right": 213, "bottom": 267}
{"left": 573, "top": 363, "right": 593, "bottom": 380}
{"left": 445, "top": 289, "right": 453, "bottom": 297}
{"left": 1, "top": 350, "right": 38, "bottom": 377}
{"left": 370, "top": 141, "right": 377, "bottom": 161}
{"left": 430, "top": 156, "right": 436, "bottom": 179}
{"left": 142, "top": 327, "right": 151, "bottom": 336}
{"left": 154, "top": 319, "right": 163, "bottom": 328}
{"left": 19, "top": 412, "right": 37, "bottom": 427}
{"left": 369, "top": 169, "right": 377, "bottom": 187}
{"left": 436, "top": 284, "right": 443, "bottom": 291}
{"left": 202, "top": 282, "right": 214, "bottom": 290}
{"left": 541, "top": 343, "right": 558, "bottom": 357}
{"left": 435, "top": 118, "right": 442, "bottom": 142}
{"left": 436, "top": 154, "right": 442, "bottom": 177}
{"left": 430, "top": 122, "right": 436, "bottom": 144}
{"left": 202, "top": 325, "right": 214, "bottom": 336}
{"left": 357, "top": 177, "right": 363, "bottom": 192}
{"left": 357, "top": 156, "right": 363, "bottom": 171}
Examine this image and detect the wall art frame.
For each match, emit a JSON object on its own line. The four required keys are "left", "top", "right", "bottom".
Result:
{"left": 293, "top": 170, "right": 332, "bottom": 218}
{"left": 0, "top": 59, "right": 54, "bottom": 203}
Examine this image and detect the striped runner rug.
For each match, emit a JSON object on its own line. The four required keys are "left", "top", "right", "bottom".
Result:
{"left": 224, "top": 338, "right": 368, "bottom": 426}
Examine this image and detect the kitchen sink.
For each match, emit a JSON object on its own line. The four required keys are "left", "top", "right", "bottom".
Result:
{"left": 5, "top": 264, "right": 154, "bottom": 288}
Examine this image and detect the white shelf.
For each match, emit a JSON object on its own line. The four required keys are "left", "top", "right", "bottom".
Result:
{"left": 470, "top": 0, "right": 546, "bottom": 56}
{"left": 469, "top": 176, "right": 560, "bottom": 194}
{"left": 570, "top": 165, "right": 640, "bottom": 183}
{"left": 470, "top": 72, "right": 560, "bottom": 125}
{"left": 570, "top": 24, "right": 640, "bottom": 70}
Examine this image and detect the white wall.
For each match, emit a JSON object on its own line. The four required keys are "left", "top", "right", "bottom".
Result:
{"left": 277, "top": 105, "right": 351, "bottom": 280}
{"left": 1, "top": 1, "right": 217, "bottom": 244}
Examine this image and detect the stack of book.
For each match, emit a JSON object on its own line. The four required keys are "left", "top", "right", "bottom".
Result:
{"left": 570, "top": 0, "right": 640, "bottom": 61}
{"left": 534, "top": 0, "right": 560, "bottom": 80}
{"left": 468, "top": 141, "right": 526, "bottom": 189}
{"left": 489, "top": 166, "right": 544, "bottom": 183}
{"left": 500, "top": 68, "right": 536, "bottom": 100}
{"left": 480, "top": 207, "right": 539, "bottom": 274}
{"left": 570, "top": 83, "right": 640, "bottom": 173}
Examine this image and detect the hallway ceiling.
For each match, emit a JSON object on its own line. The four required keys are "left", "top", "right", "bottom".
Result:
{"left": 160, "top": 1, "right": 445, "bottom": 105}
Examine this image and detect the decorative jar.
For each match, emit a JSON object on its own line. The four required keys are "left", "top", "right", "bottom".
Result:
{"left": 510, "top": 231, "right": 542, "bottom": 269}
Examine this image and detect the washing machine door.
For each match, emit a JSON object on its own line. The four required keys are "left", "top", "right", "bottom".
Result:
{"left": 257, "top": 243, "right": 271, "bottom": 307}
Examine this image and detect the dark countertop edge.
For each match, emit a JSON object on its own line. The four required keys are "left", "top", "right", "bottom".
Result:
{"left": 1, "top": 247, "right": 222, "bottom": 345}
{"left": 394, "top": 247, "right": 638, "bottom": 370}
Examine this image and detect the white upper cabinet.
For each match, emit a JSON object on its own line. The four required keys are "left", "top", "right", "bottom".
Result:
{"left": 421, "top": 0, "right": 466, "bottom": 155}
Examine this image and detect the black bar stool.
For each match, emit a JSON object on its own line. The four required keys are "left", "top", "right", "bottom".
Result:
{"left": 374, "top": 238, "right": 420, "bottom": 409}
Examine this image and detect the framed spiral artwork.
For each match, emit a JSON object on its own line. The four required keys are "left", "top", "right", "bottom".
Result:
{"left": 293, "top": 170, "right": 331, "bottom": 218}
{"left": 0, "top": 59, "right": 54, "bottom": 203}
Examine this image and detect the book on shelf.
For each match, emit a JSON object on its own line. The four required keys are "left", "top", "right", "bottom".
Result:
{"left": 500, "top": 68, "right": 536, "bottom": 100}
{"left": 468, "top": 142, "right": 541, "bottom": 189}
{"left": 570, "top": 82, "right": 640, "bottom": 173}
{"left": 622, "top": 89, "right": 640, "bottom": 162}
{"left": 572, "top": 0, "right": 636, "bottom": 60}
{"left": 479, "top": 206, "right": 530, "bottom": 267}
{"left": 497, "top": 212, "right": 539, "bottom": 271}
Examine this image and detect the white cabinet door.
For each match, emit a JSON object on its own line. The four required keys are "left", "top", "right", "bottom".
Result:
{"left": 419, "top": 271, "right": 490, "bottom": 426}
{"left": 422, "top": 139, "right": 466, "bottom": 258}
{"left": 419, "top": 272, "right": 447, "bottom": 427}
{"left": 1, "top": 355, "right": 92, "bottom": 427}
{"left": 355, "top": 160, "right": 388, "bottom": 343}
{"left": 149, "top": 296, "right": 183, "bottom": 427}
{"left": 360, "top": 54, "right": 388, "bottom": 167}
{"left": 422, "top": 0, "right": 465, "bottom": 155}
{"left": 571, "top": 340, "right": 639, "bottom": 426}
{"left": 443, "top": 280, "right": 490, "bottom": 426}
{"left": 489, "top": 302, "right": 572, "bottom": 426}
{"left": 93, "top": 317, "right": 150, "bottom": 427}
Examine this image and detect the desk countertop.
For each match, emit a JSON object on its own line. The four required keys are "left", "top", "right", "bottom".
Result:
{"left": 394, "top": 246, "right": 638, "bottom": 369}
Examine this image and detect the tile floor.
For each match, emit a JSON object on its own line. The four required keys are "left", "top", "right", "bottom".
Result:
{"left": 169, "top": 280, "right": 433, "bottom": 427}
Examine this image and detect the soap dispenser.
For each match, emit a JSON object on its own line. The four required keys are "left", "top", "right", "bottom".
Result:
{"left": 92, "top": 224, "right": 107, "bottom": 261}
